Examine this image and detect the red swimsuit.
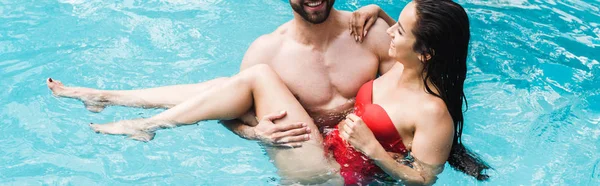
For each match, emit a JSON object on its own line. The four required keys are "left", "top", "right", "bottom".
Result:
{"left": 324, "top": 80, "right": 408, "bottom": 185}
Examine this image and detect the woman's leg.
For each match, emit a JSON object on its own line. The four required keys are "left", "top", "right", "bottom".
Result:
{"left": 89, "top": 64, "right": 316, "bottom": 140}
{"left": 46, "top": 77, "right": 228, "bottom": 112}
{"left": 90, "top": 64, "right": 342, "bottom": 184}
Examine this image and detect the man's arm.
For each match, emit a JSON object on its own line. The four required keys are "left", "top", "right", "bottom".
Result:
{"left": 220, "top": 109, "right": 260, "bottom": 140}
{"left": 363, "top": 18, "right": 397, "bottom": 75}
{"left": 350, "top": 5, "right": 396, "bottom": 74}
{"left": 221, "top": 119, "right": 257, "bottom": 139}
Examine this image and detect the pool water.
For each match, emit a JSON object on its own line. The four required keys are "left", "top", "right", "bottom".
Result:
{"left": 1, "top": 0, "right": 599, "bottom": 185}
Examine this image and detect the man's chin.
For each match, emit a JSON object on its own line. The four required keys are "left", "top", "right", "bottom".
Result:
{"left": 304, "top": 8, "right": 332, "bottom": 23}
{"left": 303, "top": 14, "right": 329, "bottom": 24}
{"left": 307, "top": 18, "right": 327, "bottom": 24}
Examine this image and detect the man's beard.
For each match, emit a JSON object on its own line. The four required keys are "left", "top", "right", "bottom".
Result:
{"left": 290, "top": 0, "right": 335, "bottom": 24}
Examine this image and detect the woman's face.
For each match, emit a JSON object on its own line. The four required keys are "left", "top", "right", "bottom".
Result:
{"left": 387, "top": 2, "right": 421, "bottom": 63}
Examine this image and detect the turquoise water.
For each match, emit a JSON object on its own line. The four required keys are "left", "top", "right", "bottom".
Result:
{"left": 1, "top": 0, "right": 599, "bottom": 185}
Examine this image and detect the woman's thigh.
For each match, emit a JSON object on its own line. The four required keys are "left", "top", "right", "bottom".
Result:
{"left": 244, "top": 64, "right": 342, "bottom": 184}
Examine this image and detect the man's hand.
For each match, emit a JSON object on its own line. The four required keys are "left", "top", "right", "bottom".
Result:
{"left": 350, "top": 4, "right": 382, "bottom": 43}
{"left": 254, "top": 111, "right": 311, "bottom": 148}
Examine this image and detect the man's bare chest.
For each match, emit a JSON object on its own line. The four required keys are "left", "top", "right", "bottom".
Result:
{"left": 267, "top": 47, "right": 379, "bottom": 107}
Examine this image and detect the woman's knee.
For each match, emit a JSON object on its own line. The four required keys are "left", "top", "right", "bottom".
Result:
{"left": 251, "top": 64, "right": 276, "bottom": 75}
{"left": 232, "top": 64, "right": 275, "bottom": 88}
{"left": 244, "top": 64, "right": 279, "bottom": 81}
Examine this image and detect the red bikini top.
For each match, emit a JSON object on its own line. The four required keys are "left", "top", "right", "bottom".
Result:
{"left": 355, "top": 80, "right": 407, "bottom": 153}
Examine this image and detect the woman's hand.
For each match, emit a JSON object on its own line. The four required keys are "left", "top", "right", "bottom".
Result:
{"left": 349, "top": 4, "right": 382, "bottom": 43}
{"left": 340, "top": 114, "right": 380, "bottom": 157}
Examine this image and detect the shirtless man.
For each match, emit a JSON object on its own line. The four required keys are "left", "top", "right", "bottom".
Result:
{"left": 223, "top": 0, "right": 395, "bottom": 146}
{"left": 48, "top": 0, "right": 394, "bottom": 184}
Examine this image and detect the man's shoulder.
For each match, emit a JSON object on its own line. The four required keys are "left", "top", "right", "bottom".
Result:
{"left": 250, "top": 34, "right": 281, "bottom": 52}
{"left": 241, "top": 22, "right": 291, "bottom": 68}
{"left": 364, "top": 18, "right": 391, "bottom": 45}
{"left": 251, "top": 21, "right": 291, "bottom": 49}
{"left": 336, "top": 10, "right": 352, "bottom": 16}
{"left": 362, "top": 18, "right": 394, "bottom": 73}
{"left": 361, "top": 18, "right": 392, "bottom": 53}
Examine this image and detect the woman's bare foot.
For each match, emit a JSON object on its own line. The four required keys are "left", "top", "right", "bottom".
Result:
{"left": 46, "top": 78, "right": 108, "bottom": 113}
{"left": 89, "top": 119, "right": 176, "bottom": 142}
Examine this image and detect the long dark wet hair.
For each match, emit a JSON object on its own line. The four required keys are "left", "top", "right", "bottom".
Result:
{"left": 411, "top": 0, "right": 492, "bottom": 180}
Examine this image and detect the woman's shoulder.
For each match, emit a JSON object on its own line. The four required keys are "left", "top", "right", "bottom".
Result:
{"left": 416, "top": 96, "right": 453, "bottom": 127}
{"left": 422, "top": 96, "right": 447, "bottom": 115}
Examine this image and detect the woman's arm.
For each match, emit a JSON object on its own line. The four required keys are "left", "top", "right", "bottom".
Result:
{"left": 342, "top": 107, "right": 454, "bottom": 185}
{"left": 350, "top": 4, "right": 396, "bottom": 42}
{"left": 367, "top": 142, "right": 443, "bottom": 185}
